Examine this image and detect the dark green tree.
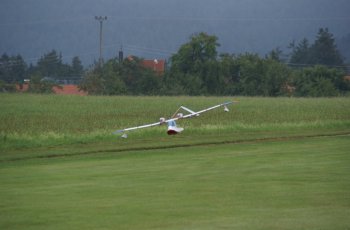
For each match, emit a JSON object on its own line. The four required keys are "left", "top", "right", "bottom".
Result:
{"left": 309, "top": 28, "right": 344, "bottom": 66}
{"left": 0, "top": 53, "right": 27, "bottom": 83}
{"left": 289, "top": 38, "right": 310, "bottom": 65}
{"left": 293, "top": 65, "right": 346, "bottom": 97}
{"left": 71, "top": 56, "right": 84, "bottom": 77}
{"left": 102, "top": 60, "right": 126, "bottom": 95}
{"left": 28, "top": 73, "right": 59, "bottom": 94}
{"left": 122, "top": 57, "right": 161, "bottom": 95}
{"left": 234, "top": 53, "right": 291, "bottom": 96}
{"left": 36, "top": 50, "right": 62, "bottom": 78}
{"left": 263, "top": 58, "right": 292, "bottom": 96}
{"left": 289, "top": 28, "right": 344, "bottom": 67}
{"left": 79, "top": 66, "right": 105, "bottom": 95}
{"left": 121, "top": 56, "right": 146, "bottom": 94}
{"left": 80, "top": 56, "right": 161, "bottom": 95}
{"left": 136, "top": 69, "right": 162, "bottom": 95}
{"left": 218, "top": 53, "right": 240, "bottom": 95}
{"left": 169, "top": 32, "right": 220, "bottom": 95}
{"left": 266, "top": 47, "right": 283, "bottom": 62}
{"left": 235, "top": 54, "right": 265, "bottom": 96}
{"left": 34, "top": 50, "right": 83, "bottom": 81}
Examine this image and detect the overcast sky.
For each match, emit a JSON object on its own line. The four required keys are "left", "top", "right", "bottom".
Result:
{"left": 1, "top": 0, "right": 349, "bottom": 65}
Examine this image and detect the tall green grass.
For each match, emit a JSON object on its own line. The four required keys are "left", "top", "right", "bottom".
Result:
{"left": 1, "top": 94, "right": 349, "bottom": 150}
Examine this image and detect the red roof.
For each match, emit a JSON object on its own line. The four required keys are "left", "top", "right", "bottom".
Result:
{"left": 15, "top": 83, "right": 87, "bottom": 95}
{"left": 141, "top": 59, "right": 165, "bottom": 75}
{"left": 16, "top": 83, "right": 29, "bottom": 92}
{"left": 53, "top": 85, "right": 87, "bottom": 95}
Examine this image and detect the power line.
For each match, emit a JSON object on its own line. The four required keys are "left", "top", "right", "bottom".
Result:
{"left": 108, "top": 16, "right": 350, "bottom": 22}
{"left": 0, "top": 16, "right": 91, "bottom": 27}
{"left": 104, "top": 43, "right": 176, "bottom": 56}
{"left": 1, "top": 15, "right": 349, "bottom": 27}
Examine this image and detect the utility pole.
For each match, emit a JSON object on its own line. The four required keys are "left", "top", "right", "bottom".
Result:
{"left": 95, "top": 16, "right": 107, "bottom": 67}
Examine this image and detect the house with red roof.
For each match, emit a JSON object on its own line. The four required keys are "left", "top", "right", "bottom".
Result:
{"left": 16, "top": 81, "right": 87, "bottom": 95}
{"left": 141, "top": 59, "right": 166, "bottom": 75}
{"left": 52, "top": 85, "right": 87, "bottom": 95}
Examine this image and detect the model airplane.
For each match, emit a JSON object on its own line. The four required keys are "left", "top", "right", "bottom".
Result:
{"left": 113, "top": 101, "right": 236, "bottom": 138}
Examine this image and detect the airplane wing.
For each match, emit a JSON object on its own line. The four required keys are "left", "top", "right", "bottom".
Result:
{"left": 113, "top": 121, "right": 162, "bottom": 134}
{"left": 113, "top": 101, "right": 235, "bottom": 135}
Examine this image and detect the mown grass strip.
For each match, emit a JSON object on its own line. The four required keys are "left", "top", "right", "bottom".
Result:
{"left": 1, "top": 135, "right": 349, "bottom": 229}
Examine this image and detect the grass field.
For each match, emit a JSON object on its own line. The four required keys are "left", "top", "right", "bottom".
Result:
{"left": 0, "top": 94, "right": 350, "bottom": 229}
{"left": 1, "top": 135, "right": 349, "bottom": 229}
{"left": 1, "top": 94, "right": 349, "bottom": 152}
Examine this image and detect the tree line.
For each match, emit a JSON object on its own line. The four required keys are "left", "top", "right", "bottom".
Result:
{"left": 1, "top": 28, "right": 349, "bottom": 96}
{"left": 0, "top": 50, "right": 84, "bottom": 93}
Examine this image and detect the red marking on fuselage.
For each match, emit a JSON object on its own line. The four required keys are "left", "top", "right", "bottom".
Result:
{"left": 167, "top": 129, "right": 179, "bottom": 135}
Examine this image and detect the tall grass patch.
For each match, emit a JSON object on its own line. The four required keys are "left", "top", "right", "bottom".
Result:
{"left": 1, "top": 94, "right": 349, "bottom": 150}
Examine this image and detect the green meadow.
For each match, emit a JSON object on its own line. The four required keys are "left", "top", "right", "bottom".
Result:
{"left": 0, "top": 94, "right": 350, "bottom": 229}
{"left": 1, "top": 94, "right": 349, "bottom": 152}
{"left": 1, "top": 135, "right": 349, "bottom": 229}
